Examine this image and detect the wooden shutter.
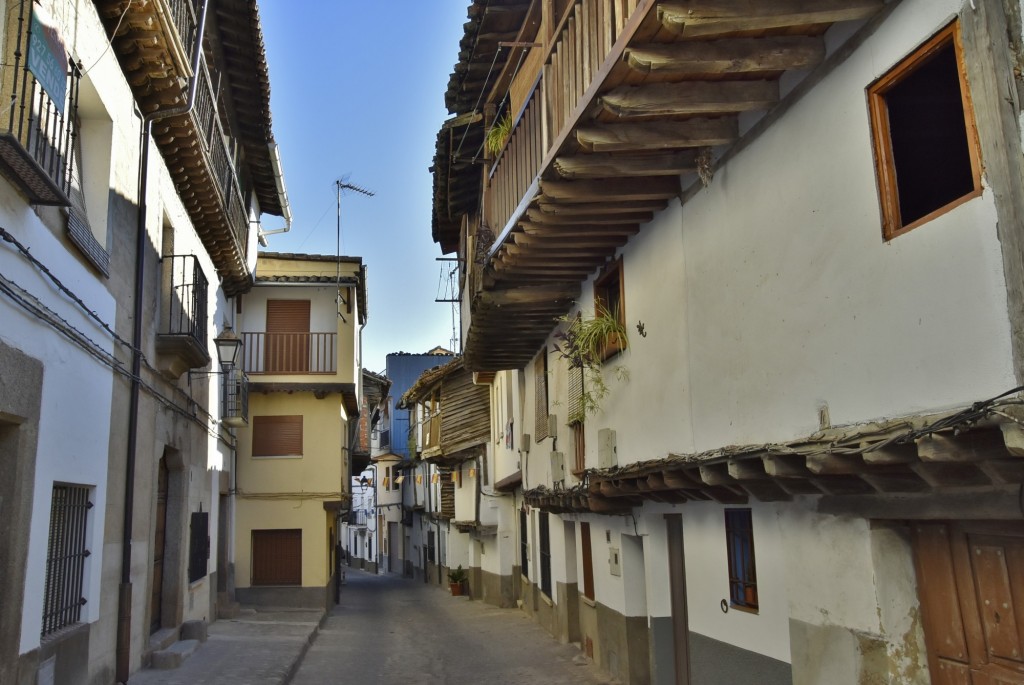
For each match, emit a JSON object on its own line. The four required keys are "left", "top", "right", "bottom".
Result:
{"left": 188, "top": 512, "right": 209, "bottom": 583}
{"left": 252, "top": 415, "right": 303, "bottom": 456}
{"left": 581, "top": 522, "right": 594, "bottom": 600}
{"left": 252, "top": 529, "right": 302, "bottom": 585}
{"left": 266, "top": 300, "right": 310, "bottom": 373}
{"left": 568, "top": 364, "right": 584, "bottom": 425}
{"left": 534, "top": 350, "right": 549, "bottom": 441}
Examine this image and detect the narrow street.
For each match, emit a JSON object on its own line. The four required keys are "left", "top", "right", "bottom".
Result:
{"left": 292, "top": 569, "right": 615, "bottom": 684}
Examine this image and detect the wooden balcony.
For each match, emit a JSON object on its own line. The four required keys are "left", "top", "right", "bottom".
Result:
{"left": 94, "top": 0, "right": 284, "bottom": 295}
{"left": 241, "top": 332, "right": 338, "bottom": 376}
{"left": 437, "top": 0, "right": 887, "bottom": 370}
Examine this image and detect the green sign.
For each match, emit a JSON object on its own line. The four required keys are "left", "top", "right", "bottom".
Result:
{"left": 27, "top": 6, "right": 68, "bottom": 115}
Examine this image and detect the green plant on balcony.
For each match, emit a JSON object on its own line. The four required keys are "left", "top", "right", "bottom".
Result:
{"left": 485, "top": 111, "right": 514, "bottom": 157}
{"left": 554, "top": 305, "right": 630, "bottom": 422}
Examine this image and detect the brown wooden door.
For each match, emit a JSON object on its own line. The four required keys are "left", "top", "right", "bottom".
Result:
{"left": 265, "top": 300, "right": 310, "bottom": 373}
{"left": 150, "top": 458, "right": 168, "bottom": 634}
{"left": 914, "top": 522, "right": 1024, "bottom": 684}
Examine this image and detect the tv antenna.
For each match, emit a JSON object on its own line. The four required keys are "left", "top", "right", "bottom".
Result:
{"left": 335, "top": 179, "right": 374, "bottom": 322}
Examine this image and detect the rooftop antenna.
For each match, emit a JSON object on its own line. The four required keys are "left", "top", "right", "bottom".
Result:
{"left": 335, "top": 178, "right": 374, "bottom": 322}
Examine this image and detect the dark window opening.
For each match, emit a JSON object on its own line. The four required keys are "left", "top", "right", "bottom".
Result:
{"left": 188, "top": 512, "right": 210, "bottom": 583}
{"left": 539, "top": 512, "right": 552, "bottom": 597}
{"left": 868, "top": 22, "right": 981, "bottom": 239}
{"left": 725, "top": 509, "right": 758, "bottom": 612}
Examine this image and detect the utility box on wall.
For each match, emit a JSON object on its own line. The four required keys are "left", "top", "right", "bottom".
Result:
{"left": 551, "top": 451, "right": 565, "bottom": 482}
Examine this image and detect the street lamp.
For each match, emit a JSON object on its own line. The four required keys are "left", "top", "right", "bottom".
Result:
{"left": 213, "top": 326, "right": 242, "bottom": 370}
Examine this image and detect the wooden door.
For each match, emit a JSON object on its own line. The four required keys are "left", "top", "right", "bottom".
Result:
{"left": 150, "top": 458, "right": 168, "bottom": 634}
{"left": 913, "top": 522, "right": 1024, "bottom": 684}
{"left": 265, "top": 300, "right": 310, "bottom": 373}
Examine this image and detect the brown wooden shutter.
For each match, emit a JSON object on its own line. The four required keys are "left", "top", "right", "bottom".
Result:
{"left": 534, "top": 350, "right": 549, "bottom": 441}
{"left": 581, "top": 522, "right": 594, "bottom": 600}
{"left": 568, "top": 364, "right": 584, "bottom": 425}
{"left": 252, "top": 529, "right": 302, "bottom": 585}
{"left": 252, "top": 415, "right": 303, "bottom": 456}
{"left": 266, "top": 300, "right": 310, "bottom": 373}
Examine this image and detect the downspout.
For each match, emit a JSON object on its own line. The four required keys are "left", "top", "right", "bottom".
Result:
{"left": 117, "top": 2, "right": 211, "bottom": 681}
{"left": 258, "top": 143, "right": 292, "bottom": 246}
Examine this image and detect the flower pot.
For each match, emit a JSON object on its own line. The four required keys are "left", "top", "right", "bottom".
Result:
{"left": 450, "top": 581, "right": 464, "bottom": 596}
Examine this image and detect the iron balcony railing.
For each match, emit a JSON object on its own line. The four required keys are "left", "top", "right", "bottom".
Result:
{"left": 241, "top": 332, "right": 338, "bottom": 375}
{"left": 0, "top": 0, "right": 80, "bottom": 205}
{"left": 221, "top": 367, "right": 248, "bottom": 427}
{"left": 159, "top": 254, "right": 208, "bottom": 346}
{"left": 166, "top": 0, "right": 199, "bottom": 59}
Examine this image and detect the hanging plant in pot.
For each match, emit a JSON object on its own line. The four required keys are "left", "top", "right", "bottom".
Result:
{"left": 448, "top": 565, "right": 468, "bottom": 596}
{"left": 553, "top": 305, "right": 630, "bottom": 421}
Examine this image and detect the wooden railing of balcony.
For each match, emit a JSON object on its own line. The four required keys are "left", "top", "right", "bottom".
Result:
{"left": 191, "top": 59, "right": 249, "bottom": 257}
{"left": 485, "top": 0, "right": 642, "bottom": 238}
{"left": 241, "top": 332, "right": 337, "bottom": 375}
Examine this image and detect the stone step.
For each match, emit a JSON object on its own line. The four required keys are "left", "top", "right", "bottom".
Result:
{"left": 150, "top": 640, "right": 200, "bottom": 670}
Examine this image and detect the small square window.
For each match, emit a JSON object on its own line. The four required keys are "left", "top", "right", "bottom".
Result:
{"left": 725, "top": 508, "right": 758, "bottom": 612}
{"left": 594, "top": 259, "right": 625, "bottom": 360}
{"left": 867, "top": 21, "right": 982, "bottom": 240}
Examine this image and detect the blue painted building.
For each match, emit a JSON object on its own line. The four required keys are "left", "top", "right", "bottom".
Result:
{"left": 383, "top": 348, "right": 454, "bottom": 459}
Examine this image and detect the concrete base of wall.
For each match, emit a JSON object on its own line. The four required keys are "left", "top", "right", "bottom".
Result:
{"left": 689, "top": 632, "right": 791, "bottom": 685}
{"left": 15, "top": 622, "right": 91, "bottom": 685}
{"left": 235, "top": 583, "right": 331, "bottom": 610}
{"left": 476, "top": 568, "right": 516, "bottom": 608}
{"left": 789, "top": 619, "right": 890, "bottom": 685}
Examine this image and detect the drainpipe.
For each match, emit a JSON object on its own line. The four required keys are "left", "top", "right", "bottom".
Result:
{"left": 117, "top": 2, "right": 211, "bottom": 682}
{"left": 257, "top": 143, "right": 292, "bottom": 246}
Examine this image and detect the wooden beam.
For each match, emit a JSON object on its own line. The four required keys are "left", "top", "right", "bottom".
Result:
{"left": 477, "top": 286, "right": 578, "bottom": 307}
{"left": 727, "top": 458, "right": 767, "bottom": 480}
{"left": 536, "top": 199, "right": 669, "bottom": 214}
{"left": 554, "top": 151, "right": 699, "bottom": 179}
{"left": 513, "top": 231, "right": 630, "bottom": 248}
{"left": 541, "top": 176, "right": 681, "bottom": 202}
{"left": 519, "top": 221, "right": 641, "bottom": 237}
{"left": 805, "top": 453, "right": 864, "bottom": 475}
{"left": 624, "top": 37, "right": 825, "bottom": 75}
{"left": 761, "top": 454, "right": 811, "bottom": 477}
{"left": 818, "top": 485, "right": 1024, "bottom": 520}
{"left": 658, "top": 0, "right": 885, "bottom": 37}
{"left": 861, "top": 442, "right": 918, "bottom": 465}
{"left": 909, "top": 462, "right": 992, "bottom": 488}
{"left": 699, "top": 463, "right": 733, "bottom": 486}
{"left": 916, "top": 430, "right": 1011, "bottom": 463}
{"left": 577, "top": 118, "right": 739, "bottom": 152}
{"left": 525, "top": 209, "right": 653, "bottom": 226}
{"left": 741, "top": 480, "right": 791, "bottom": 502}
{"left": 602, "top": 81, "right": 779, "bottom": 117}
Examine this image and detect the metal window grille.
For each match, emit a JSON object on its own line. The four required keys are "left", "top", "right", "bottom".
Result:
{"left": 221, "top": 367, "right": 249, "bottom": 427}
{"left": 725, "top": 508, "right": 758, "bottom": 610}
{"left": 539, "top": 512, "right": 551, "bottom": 597}
{"left": 42, "top": 484, "right": 92, "bottom": 637}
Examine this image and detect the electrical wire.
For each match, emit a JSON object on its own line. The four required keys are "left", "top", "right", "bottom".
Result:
{"left": 81, "top": 0, "right": 133, "bottom": 78}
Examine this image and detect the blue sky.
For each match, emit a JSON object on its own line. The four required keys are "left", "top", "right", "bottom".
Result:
{"left": 258, "top": 3, "right": 469, "bottom": 373}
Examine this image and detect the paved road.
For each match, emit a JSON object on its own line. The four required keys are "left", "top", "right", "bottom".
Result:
{"left": 292, "top": 569, "right": 616, "bottom": 685}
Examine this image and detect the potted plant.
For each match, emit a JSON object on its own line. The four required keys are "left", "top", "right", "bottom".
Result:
{"left": 448, "top": 565, "right": 468, "bottom": 596}
{"left": 485, "top": 111, "right": 513, "bottom": 158}
{"left": 553, "top": 305, "right": 630, "bottom": 421}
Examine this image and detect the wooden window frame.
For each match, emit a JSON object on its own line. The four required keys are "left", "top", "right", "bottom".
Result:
{"left": 725, "top": 508, "right": 758, "bottom": 613}
{"left": 252, "top": 415, "right": 303, "bottom": 458}
{"left": 594, "top": 259, "right": 626, "bottom": 361}
{"left": 867, "top": 21, "right": 982, "bottom": 241}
